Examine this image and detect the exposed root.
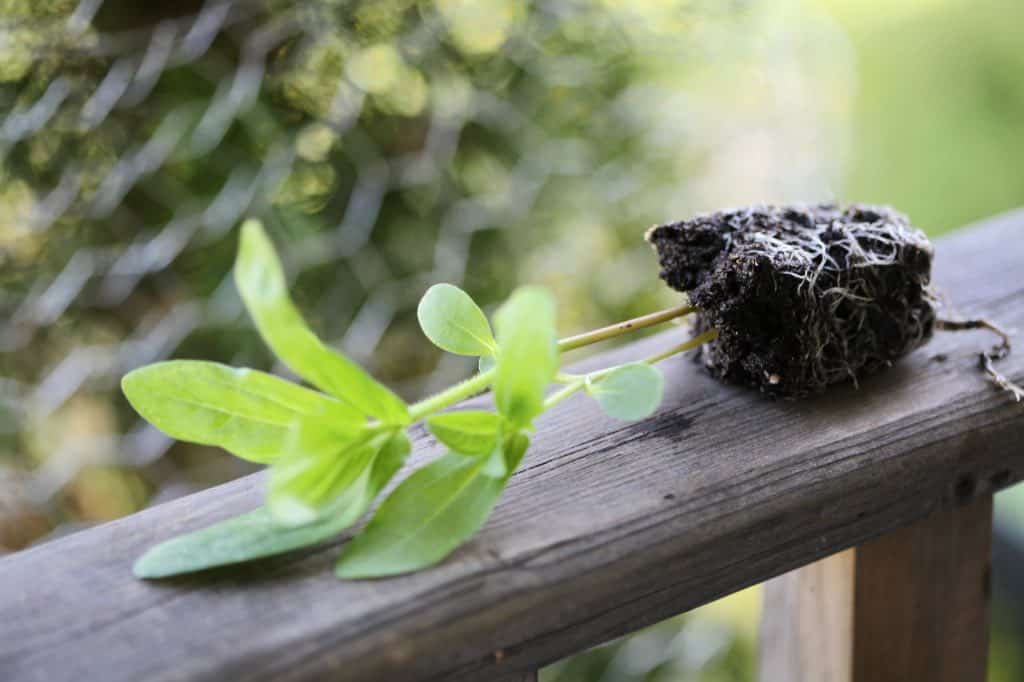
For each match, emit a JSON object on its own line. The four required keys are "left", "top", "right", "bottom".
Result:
{"left": 647, "top": 204, "right": 937, "bottom": 398}
{"left": 936, "top": 318, "right": 1024, "bottom": 402}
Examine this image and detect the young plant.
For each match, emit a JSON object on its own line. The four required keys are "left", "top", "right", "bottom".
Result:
{"left": 126, "top": 204, "right": 1020, "bottom": 581}
{"left": 126, "top": 220, "right": 705, "bottom": 580}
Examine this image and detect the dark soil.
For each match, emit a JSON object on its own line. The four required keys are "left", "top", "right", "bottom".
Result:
{"left": 646, "top": 204, "right": 937, "bottom": 398}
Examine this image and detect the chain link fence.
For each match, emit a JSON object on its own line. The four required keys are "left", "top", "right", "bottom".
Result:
{"left": 0, "top": 0, "right": 847, "bottom": 565}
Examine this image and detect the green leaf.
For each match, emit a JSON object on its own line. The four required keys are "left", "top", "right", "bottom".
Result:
{"left": 134, "top": 508, "right": 348, "bottom": 579}
{"left": 588, "top": 363, "right": 665, "bottom": 420}
{"left": 133, "top": 433, "right": 409, "bottom": 578}
{"left": 235, "top": 219, "right": 408, "bottom": 425}
{"left": 501, "top": 430, "right": 530, "bottom": 474}
{"left": 492, "top": 286, "right": 558, "bottom": 427}
{"left": 482, "top": 430, "right": 530, "bottom": 479}
{"left": 417, "top": 283, "right": 497, "bottom": 357}
{"left": 426, "top": 410, "right": 502, "bottom": 456}
{"left": 335, "top": 451, "right": 506, "bottom": 578}
{"left": 122, "top": 361, "right": 360, "bottom": 463}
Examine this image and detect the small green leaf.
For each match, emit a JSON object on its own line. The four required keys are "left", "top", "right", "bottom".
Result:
{"left": 417, "top": 283, "right": 497, "bottom": 357}
{"left": 235, "top": 220, "right": 408, "bottom": 425}
{"left": 478, "top": 355, "right": 496, "bottom": 372}
{"left": 501, "top": 430, "right": 530, "bottom": 474}
{"left": 122, "top": 361, "right": 359, "bottom": 463}
{"left": 134, "top": 508, "right": 348, "bottom": 579}
{"left": 133, "top": 433, "right": 409, "bottom": 579}
{"left": 493, "top": 286, "right": 558, "bottom": 427}
{"left": 336, "top": 451, "right": 505, "bottom": 578}
{"left": 588, "top": 363, "right": 664, "bottom": 420}
{"left": 482, "top": 430, "right": 530, "bottom": 479}
{"left": 426, "top": 410, "right": 502, "bottom": 456}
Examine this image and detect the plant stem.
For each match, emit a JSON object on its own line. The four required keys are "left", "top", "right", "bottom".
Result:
{"left": 408, "top": 368, "right": 495, "bottom": 420}
{"left": 557, "top": 304, "right": 695, "bottom": 352}
{"left": 543, "top": 380, "right": 587, "bottom": 410}
{"left": 587, "top": 328, "right": 720, "bottom": 382}
{"left": 408, "top": 308, "right": 710, "bottom": 420}
{"left": 641, "top": 328, "right": 719, "bottom": 365}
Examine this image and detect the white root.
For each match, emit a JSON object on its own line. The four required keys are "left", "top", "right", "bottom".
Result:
{"left": 935, "top": 318, "right": 1024, "bottom": 402}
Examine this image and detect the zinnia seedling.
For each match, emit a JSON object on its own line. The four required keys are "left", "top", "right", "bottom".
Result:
{"left": 125, "top": 204, "right": 1020, "bottom": 581}
{"left": 126, "top": 220, "right": 699, "bottom": 580}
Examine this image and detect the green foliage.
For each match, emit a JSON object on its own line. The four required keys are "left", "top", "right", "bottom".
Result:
{"left": 235, "top": 220, "right": 409, "bottom": 425}
{"left": 267, "top": 429, "right": 406, "bottom": 526}
{"left": 125, "top": 223, "right": 690, "bottom": 580}
{"left": 486, "top": 430, "right": 530, "bottom": 480}
{"left": 335, "top": 450, "right": 508, "bottom": 578}
{"left": 121, "top": 361, "right": 360, "bottom": 463}
{"left": 417, "top": 283, "right": 497, "bottom": 358}
{"left": 493, "top": 286, "right": 559, "bottom": 428}
{"left": 588, "top": 363, "right": 665, "bottom": 420}
{"left": 133, "top": 507, "right": 355, "bottom": 579}
{"left": 426, "top": 410, "right": 502, "bottom": 456}
{"left": 134, "top": 431, "right": 410, "bottom": 578}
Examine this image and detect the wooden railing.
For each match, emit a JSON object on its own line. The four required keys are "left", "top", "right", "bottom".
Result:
{"left": 2, "top": 210, "right": 1023, "bottom": 682}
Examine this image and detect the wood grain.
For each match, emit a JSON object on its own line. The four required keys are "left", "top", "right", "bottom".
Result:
{"left": 852, "top": 496, "right": 992, "bottom": 681}
{"left": 759, "top": 550, "right": 855, "bottom": 682}
{"left": 761, "top": 496, "right": 993, "bottom": 681}
{"left": 2, "top": 210, "right": 1023, "bottom": 682}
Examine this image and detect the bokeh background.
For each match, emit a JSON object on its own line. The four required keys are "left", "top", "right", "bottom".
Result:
{"left": 1, "top": 0, "right": 1022, "bottom": 679}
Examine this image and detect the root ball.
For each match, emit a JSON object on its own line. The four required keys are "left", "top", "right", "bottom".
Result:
{"left": 647, "top": 204, "right": 937, "bottom": 398}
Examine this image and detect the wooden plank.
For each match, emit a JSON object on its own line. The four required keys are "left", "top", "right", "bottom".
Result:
{"left": 496, "top": 673, "right": 538, "bottom": 682}
{"left": 2, "top": 210, "right": 1024, "bottom": 682}
{"left": 760, "top": 496, "right": 993, "bottom": 682}
{"left": 759, "top": 550, "right": 854, "bottom": 682}
{"left": 852, "top": 495, "right": 992, "bottom": 681}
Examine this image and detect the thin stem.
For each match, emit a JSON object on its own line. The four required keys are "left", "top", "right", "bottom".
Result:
{"left": 543, "top": 380, "right": 586, "bottom": 410}
{"left": 586, "top": 328, "right": 720, "bottom": 382}
{"left": 557, "top": 304, "right": 695, "bottom": 352}
{"left": 408, "top": 368, "right": 495, "bottom": 420}
{"left": 408, "top": 310, "right": 710, "bottom": 421}
{"left": 642, "top": 328, "right": 720, "bottom": 365}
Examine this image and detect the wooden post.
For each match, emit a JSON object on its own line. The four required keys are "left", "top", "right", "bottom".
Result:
{"left": 760, "top": 496, "right": 992, "bottom": 682}
{"left": 760, "top": 549, "right": 855, "bottom": 682}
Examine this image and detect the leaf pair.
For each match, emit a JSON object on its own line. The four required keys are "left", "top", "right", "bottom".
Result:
{"left": 267, "top": 428, "right": 409, "bottom": 526}
{"left": 334, "top": 285, "right": 557, "bottom": 577}
{"left": 127, "top": 221, "right": 419, "bottom": 578}
{"left": 336, "top": 427, "right": 530, "bottom": 579}
{"left": 417, "top": 282, "right": 560, "bottom": 430}
{"left": 134, "top": 431, "right": 409, "bottom": 578}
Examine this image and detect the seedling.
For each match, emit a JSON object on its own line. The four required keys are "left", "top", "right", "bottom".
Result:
{"left": 126, "top": 220, "right": 705, "bottom": 579}
{"left": 126, "top": 204, "right": 1020, "bottom": 581}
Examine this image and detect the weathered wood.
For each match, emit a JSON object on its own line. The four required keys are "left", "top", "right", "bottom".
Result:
{"left": 759, "top": 550, "right": 855, "bottom": 682}
{"left": 853, "top": 495, "right": 992, "bottom": 681}
{"left": 496, "top": 672, "right": 537, "bottom": 682}
{"left": 2, "top": 210, "right": 1023, "bottom": 682}
{"left": 760, "top": 496, "right": 993, "bottom": 682}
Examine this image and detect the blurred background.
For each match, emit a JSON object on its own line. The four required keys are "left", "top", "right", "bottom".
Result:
{"left": 1, "top": 0, "right": 1022, "bottom": 679}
